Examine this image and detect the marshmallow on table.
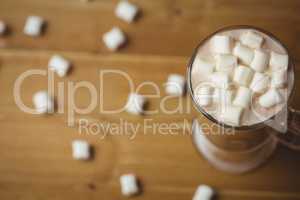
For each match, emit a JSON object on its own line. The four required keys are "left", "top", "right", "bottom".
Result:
{"left": 125, "top": 93, "right": 146, "bottom": 115}
{"left": 33, "top": 91, "right": 54, "bottom": 114}
{"left": 271, "top": 69, "right": 287, "bottom": 88}
{"left": 250, "top": 50, "right": 269, "bottom": 72}
{"left": 250, "top": 72, "right": 270, "bottom": 93}
{"left": 72, "top": 140, "right": 90, "bottom": 160}
{"left": 193, "top": 57, "right": 215, "bottom": 76}
{"left": 233, "top": 43, "right": 254, "bottom": 65}
{"left": 115, "top": 1, "right": 139, "bottom": 23}
{"left": 193, "top": 185, "right": 214, "bottom": 200}
{"left": 103, "top": 27, "right": 126, "bottom": 51}
{"left": 233, "top": 65, "right": 253, "bottom": 86}
{"left": 48, "top": 55, "right": 71, "bottom": 77}
{"left": 212, "top": 35, "right": 231, "bottom": 54}
{"left": 215, "top": 54, "right": 237, "bottom": 74}
{"left": 165, "top": 74, "right": 185, "bottom": 96}
{"left": 233, "top": 86, "right": 252, "bottom": 108}
{"left": 270, "top": 51, "right": 288, "bottom": 71}
{"left": 0, "top": 21, "right": 7, "bottom": 35}
{"left": 210, "top": 72, "right": 230, "bottom": 89}
{"left": 195, "top": 85, "right": 213, "bottom": 106}
{"left": 240, "top": 31, "right": 263, "bottom": 49}
{"left": 24, "top": 16, "right": 45, "bottom": 36}
{"left": 120, "top": 174, "right": 139, "bottom": 196}
{"left": 259, "top": 89, "right": 283, "bottom": 108}
{"left": 220, "top": 105, "right": 243, "bottom": 126}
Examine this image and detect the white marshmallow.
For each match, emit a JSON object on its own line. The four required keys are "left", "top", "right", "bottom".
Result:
{"left": 270, "top": 51, "right": 288, "bottom": 71}
{"left": 193, "top": 57, "right": 215, "bottom": 76}
{"left": 215, "top": 54, "right": 237, "bottom": 74}
{"left": 103, "top": 27, "right": 126, "bottom": 51}
{"left": 233, "top": 86, "right": 252, "bottom": 108}
{"left": 193, "top": 185, "right": 214, "bottom": 200}
{"left": 250, "top": 72, "right": 270, "bottom": 93}
{"left": 165, "top": 74, "right": 185, "bottom": 96}
{"left": 0, "top": 21, "right": 7, "bottom": 35}
{"left": 33, "top": 91, "right": 54, "bottom": 114}
{"left": 210, "top": 72, "right": 230, "bottom": 89}
{"left": 48, "top": 55, "right": 71, "bottom": 77}
{"left": 233, "top": 65, "right": 253, "bottom": 86}
{"left": 220, "top": 105, "right": 243, "bottom": 126}
{"left": 120, "top": 174, "right": 139, "bottom": 196}
{"left": 259, "top": 89, "right": 283, "bottom": 108}
{"left": 72, "top": 140, "right": 90, "bottom": 160}
{"left": 125, "top": 93, "right": 146, "bottom": 115}
{"left": 233, "top": 43, "right": 254, "bottom": 65}
{"left": 195, "top": 85, "right": 213, "bottom": 106}
{"left": 212, "top": 35, "right": 231, "bottom": 54}
{"left": 115, "top": 1, "right": 139, "bottom": 23}
{"left": 213, "top": 88, "right": 234, "bottom": 105}
{"left": 240, "top": 31, "right": 263, "bottom": 49}
{"left": 271, "top": 69, "right": 287, "bottom": 88}
{"left": 24, "top": 16, "right": 45, "bottom": 36}
{"left": 250, "top": 50, "right": 269, "bottom": 72}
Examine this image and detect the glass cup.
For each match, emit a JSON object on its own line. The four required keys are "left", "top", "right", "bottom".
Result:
{"left": 187, "top": 25, "right": 300, "bottom": 174}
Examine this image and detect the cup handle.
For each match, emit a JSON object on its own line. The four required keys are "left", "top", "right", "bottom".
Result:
{"left": 275, "top": 107, "right": 300, "bottom": 150}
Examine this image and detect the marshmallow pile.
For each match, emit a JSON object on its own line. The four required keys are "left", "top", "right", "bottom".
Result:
{"left": 194, "top": 30, "right": 288, "bottom": 126}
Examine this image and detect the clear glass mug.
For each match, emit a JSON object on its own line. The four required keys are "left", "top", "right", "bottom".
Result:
{"left": 187, "top": 25, "right": 300, "bottom": 174}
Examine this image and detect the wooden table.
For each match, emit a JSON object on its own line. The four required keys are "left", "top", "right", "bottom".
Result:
{"left": 0, "top": 0, "right": 300, "bottom": 199}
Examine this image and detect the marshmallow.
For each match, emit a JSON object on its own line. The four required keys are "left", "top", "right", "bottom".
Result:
{"left": 210, "top": 72, "right": 230, "bottom": 89}
{"left": 220, "top": 105, "right": 243, "bottom": 126}
{"left": 233, "top": 86, "right": 252, "bottom": 108}
{"left": 215, "top": 54, "right": 237, "bottom": 74}
{"left": 240, "top": 31, "right": 263, "bottom": 49}
{"left": 72, "top": 140, "right": 90, "bottom": 160}
{"left": 250, "top": 72, "right": 270, "bottom": 93}
{"left": 120, "top": 174, "right": 139, "bottom": 196}
{"left": 195, "top": 85, "right": 213, "bottom": 106}
{"left": 193, "top": 185, "right": 214, "bottom": 200}
{"left": 270, "top": 51, "right": 288, "bottom": 71}
{"left": 233, "top": 43, "right": 254, "bottom": 65}
{"left": 233, "top": 65, "right": 253, "bottom": 86}
{"left": 165, "top": 74, "right": 185, "bottom": 96}
{"left": 259, "top": 89, "right": 283, "bottom": 108}
{"left": 271, "top": 69, "right": 287, "bottom": 88}
{"left": 115, "top": 1, "right": 139, "bottom": 23}
{"left": 33, "top": 91, "right": 54, "bottom": 114}
{"left": 0, "top": 21, "right": 7, "bottom": 35}
{"left": 212, "top": 35, "right": 231, "bottom": 54}
{"left": 125, "top": 93, "right": 146, "bottom": 115}
{"left": 213, "top": 88, "right": 234, "bottom": 105}
{"left": 48, "top": 55, "right": 71, "bottom": 77}
{"left": 250, "top": 50, "right": 269, "bottom": 72}
{"left": 193, "top": 57, "right": 215, "bottom": 76}
{"left": 103, "top": 27, "right": 126, "bottom": 51}
{"left": 24, "top": 16, "right": 45, "bottom": 36}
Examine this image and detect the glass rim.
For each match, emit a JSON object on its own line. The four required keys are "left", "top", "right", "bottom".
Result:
{"left": 187, "top": 25, "right": 295, "bottom": 131}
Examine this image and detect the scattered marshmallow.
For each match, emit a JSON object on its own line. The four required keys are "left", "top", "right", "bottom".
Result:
{"left": 233, "top": 43, "right": 254, "bottom": 65}
{"left": 195, "top": 85, "right": 213, "bottom": 106}
{"left": 271, "top": 69, "right": 287, "bottom": 88}
{"left": 33, "top": 91, "right": 54, "bottom": 114}
{"left": 259, "top": 89, "right": 283, "bottom": 108}
{"left": 72, "top": 140, "right": 90, "bottom": 160}
{"left": 125, "top": 93, "right": 146, "bottom": 115}
{"left": 48, "top": 55, "right": 71, "bottom": 77}
{"left": 120, "top": 174, "right": 139, "bottom": 196}
{"left": 23, "top": 16, "right": 45, "bottom": 36}
{"left": 0, "top": 21, "right": 7, "bottom": 35}
{"left": 233, "top": 86, "right": 252, "bottom": 108}
{"left": 115, "top": 1, "right": 139, "bottom": 23}
{"left": 210, "top": 72, "right": 230, "bottom": 89}
{"left": 212, "top": 35, "right": 231, "bottom": 54}
{"left": 213, "top": 88, "right": 234, "bottom": 105}
{"left": 103, "top": 27, "right": 126, "bottom": 51}
{"left": 270, "top": 51, "right": 288, "bottom": 71}
{"left": 250, "top": 50, "right": 269, "bottom": 72}
{"left": 165, "top": 74, "right": 185, "bottom": 96}
{"left": 220, "top": 105, "right": 243, "bottom": 126}
{"left": 233, "top": 65, "right": 253, "bottom": 86}
{"left": 250, "top": 72, "right": 270, "bottom": 93}
{"left": 193, "top": 185, "right": 214, "bottom": 200}
{"left": 215, "top": 54, "right": 237, "bottom": 73}
{"left": 193, "top": 57, "right": 215, "bottom": 76}
{"left": 240, "top": 31, "right": 263, "bottom": 49}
